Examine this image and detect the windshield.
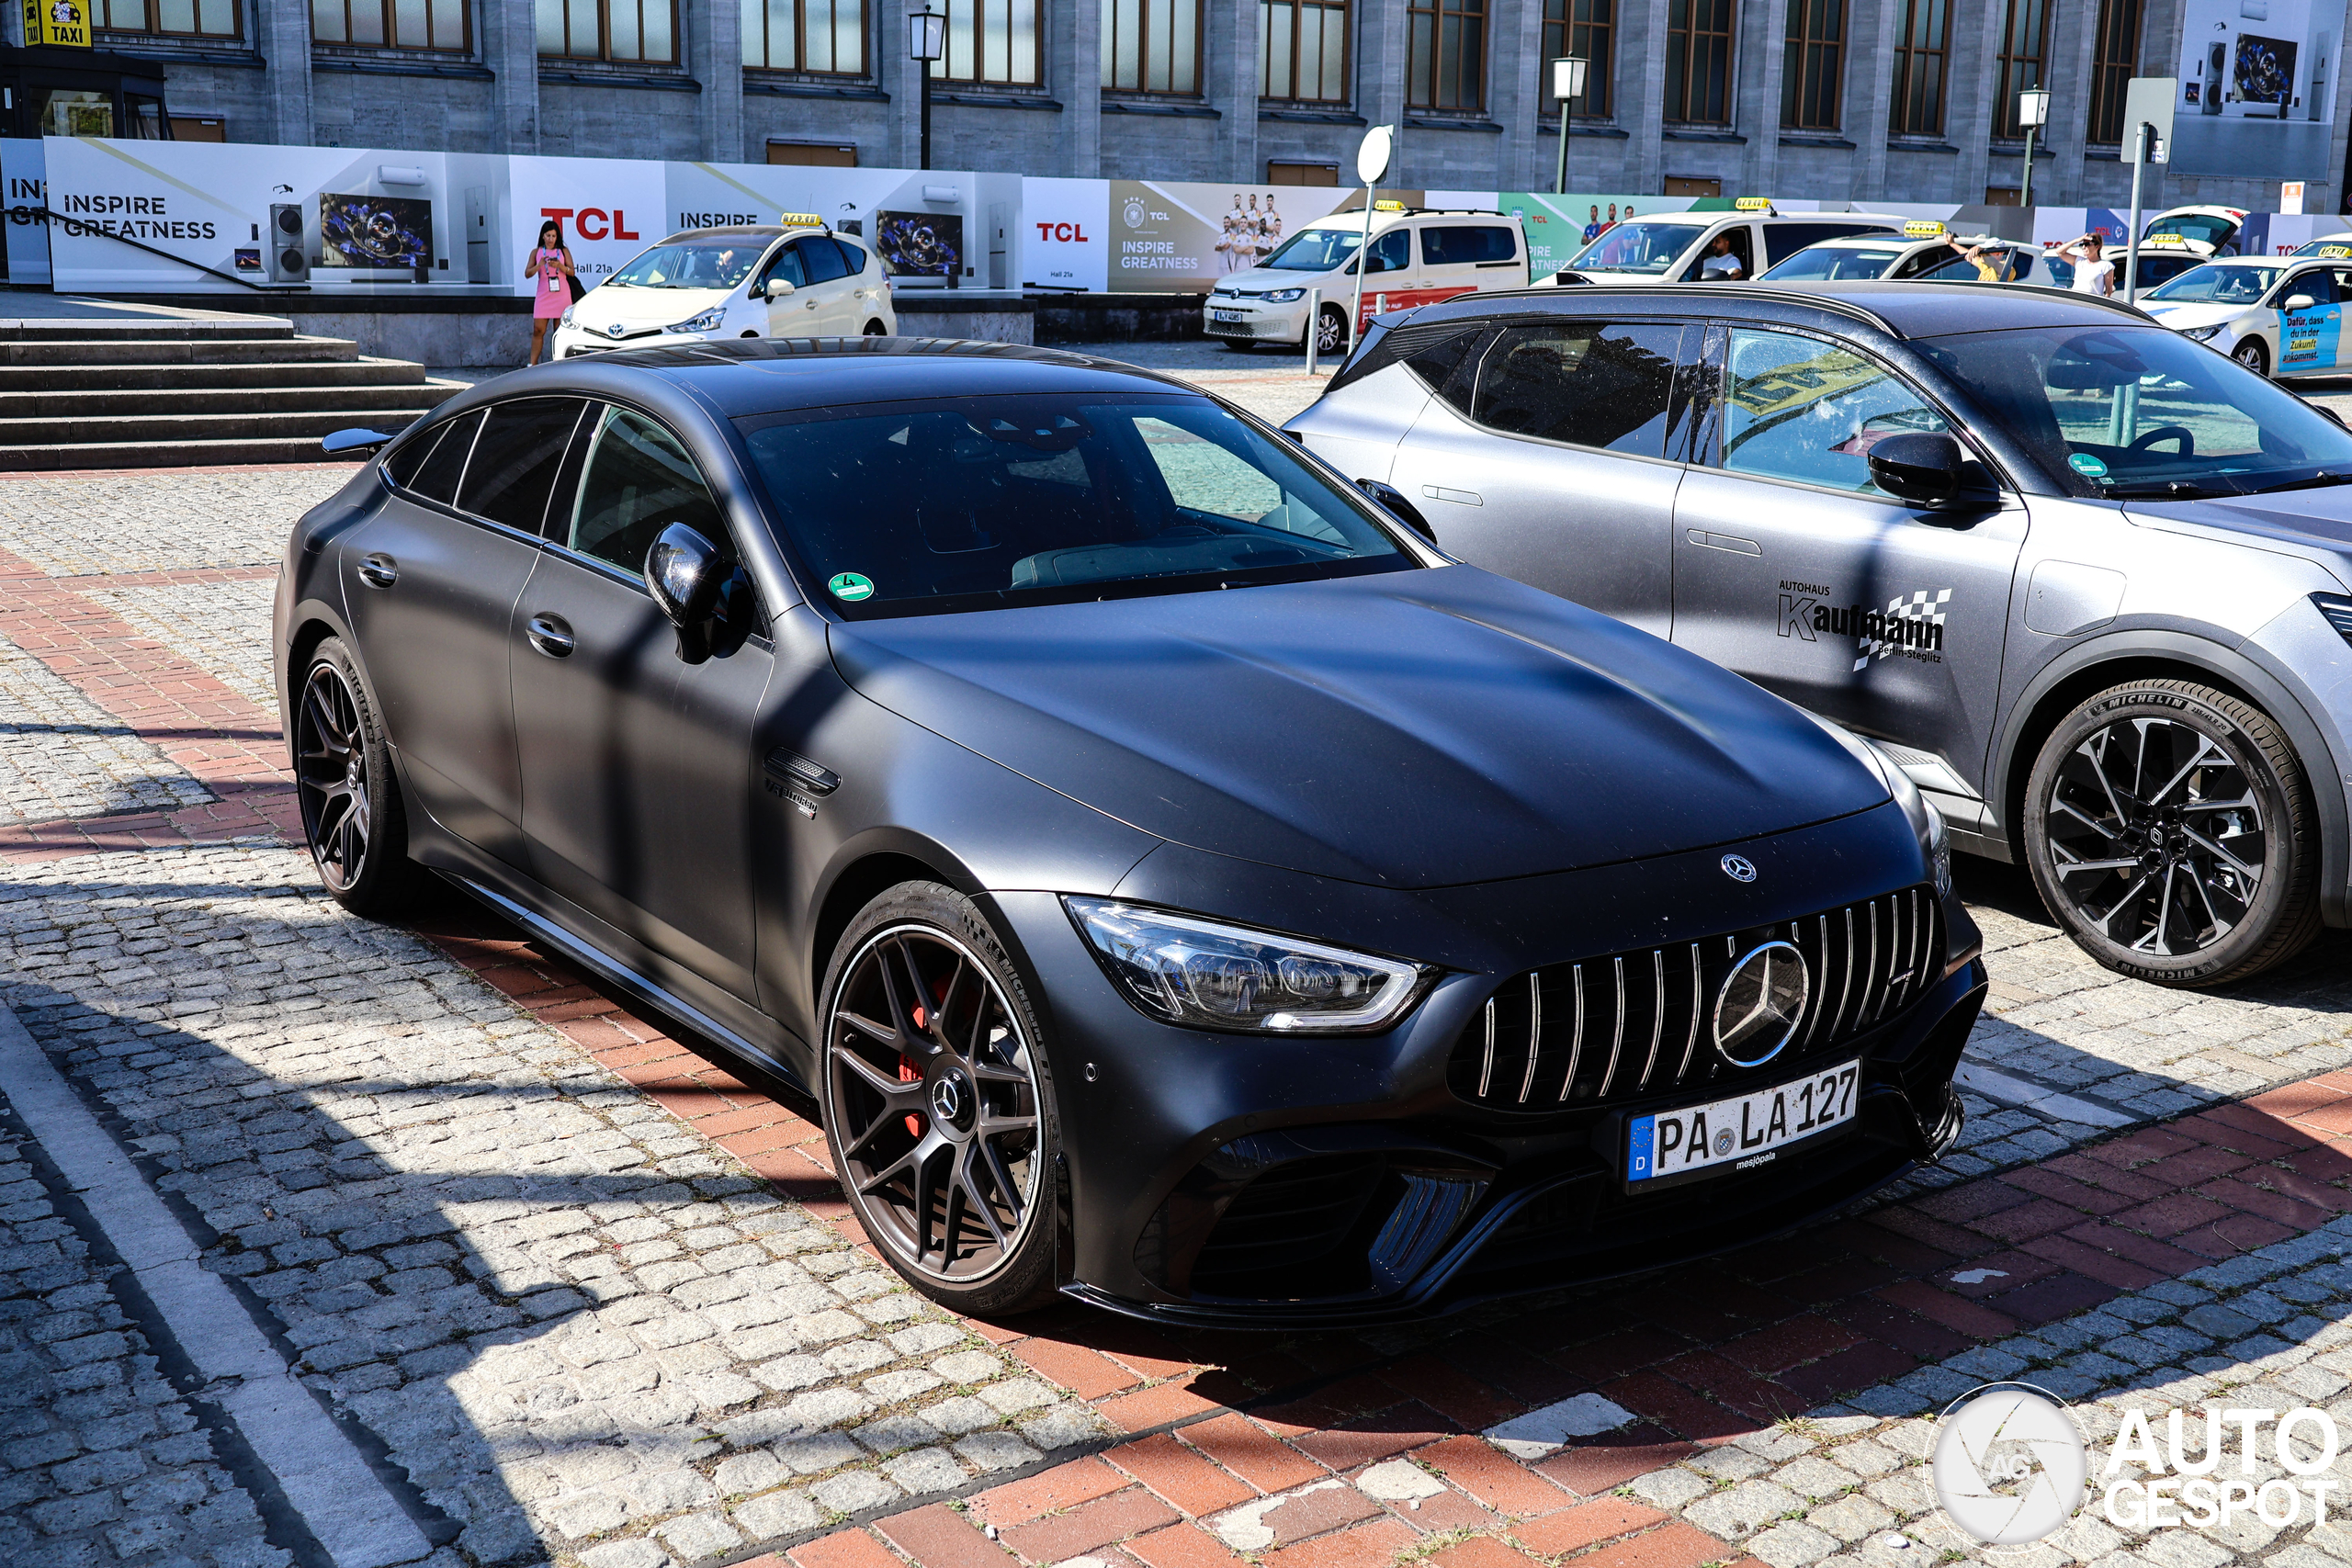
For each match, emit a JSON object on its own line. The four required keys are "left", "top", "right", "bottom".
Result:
{"left": 2148, "top": 264, "right": 2283, "bottom": 304}
{"left": 1569, "top": 220, "right": 1703, "bottom": 274}
{"left": 2147, "top": 214, "right": 2238, "bottom": 248}
{"left": 605, "top": 239, "right": 768, "bottom": 289}
{"left": 1261, "top": 227, "right": 1366, "bottom": 271}
{"left": 1921, "top": 325, "right": 2352, "bottom": 499}
{"left": 1759, "top": 246, "right": 1905, "bottom": 280}
{"left": 741, "top": 396, "right": 1412, "bottom": 617}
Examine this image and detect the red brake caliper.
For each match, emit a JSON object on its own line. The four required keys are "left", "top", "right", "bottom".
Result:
{"left": 900, "top": 1007, "right": 924, "bottom": 1137}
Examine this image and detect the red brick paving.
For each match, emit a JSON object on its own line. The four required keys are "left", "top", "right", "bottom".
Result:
{"left": 22, "top": 467, "right": 2352, "bottom": 1568}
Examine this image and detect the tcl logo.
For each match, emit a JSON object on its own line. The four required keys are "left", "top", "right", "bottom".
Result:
{"left": 543, "top": 206, "right": 640, "bottom": 243}
{"left": 1035, "top": 222, "right": 1091, "bottom": 243}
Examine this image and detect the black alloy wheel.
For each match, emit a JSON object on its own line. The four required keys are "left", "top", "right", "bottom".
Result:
{"left": 1314, "top": 306, "right": 1348, "bottom": 357}
{"left": 820, "top": 882, "right": 1058, "bottom": 1313}
{"left": 294, "top": 637, "right": 422, "bottom": 916}
{"left": 2234, "top": 338, "right": 2269, "bottom": 378}
{"left": 2024, "top": 679, "right": 2318, "bottom": 986}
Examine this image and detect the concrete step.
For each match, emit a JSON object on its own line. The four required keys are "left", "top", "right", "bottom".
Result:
{"left": 0, "top": 437, "right": 375, "bottom": 470}
{"left": 0, "top": 335, "right": 361, "bottom": 367}
{"left": 0, "top": 406, "right": 447, "bottom": 447}
{"left": 0, "top": 317, "right": 297, "bottom": 343}
{"left": 0, "top": 380, "right": 467, "bottom": 419}
{"left": 0, "top": 357, "right": 432, "bottom": 392}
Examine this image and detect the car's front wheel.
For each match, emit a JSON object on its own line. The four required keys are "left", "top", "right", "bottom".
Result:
{"left": 293, "top": 637, "right": 424, "bottom": 916}
{"left": 2234, "top": 338, "right": 2269, "bottom": 377}
{"left": 1313, "top": 305, "right": 1348, "bottom": 357}
{"left": 2022, "top": 679, "right": 2320, "bottom": 986}
{"left": 820, "top": 881, "right": 1059, "bottom": 1314}
{"left": 863, "top": 319, "right": 889, "bottom": 336}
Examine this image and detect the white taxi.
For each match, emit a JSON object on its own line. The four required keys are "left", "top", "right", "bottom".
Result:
{"left": 1758, "top": 220, "right": 2062, "bottom": 285}
{"left": 553, "top": 220, "right": 896, "bottom": 360}
{"left": 2139, "top": 255, "right": 2352, "bottom": 378}
{"left": 2290, "top": 233, "right": 2352, "bottom": 259}
{"left": 1547, "top": 199, "right": 1901, "bottom": 287}
{"left": 1203, "top": 205, "right": 1528, "bottom": 355}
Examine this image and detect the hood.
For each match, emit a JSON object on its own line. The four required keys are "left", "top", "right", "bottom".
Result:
{"left": 2125, "top": 489, "right": 2352, "bottom": 570}
{"left": 574, "top": 283, "right": 734, "bottom": 329}
{"left": 1214, "top": 266, "right": 1328, "bottom": 292}
{"left": 2143, "top": 301, "right": 2250, "bottom": 329}
{"left": 829, "top": 567, "right": 1892, "bottom": 889}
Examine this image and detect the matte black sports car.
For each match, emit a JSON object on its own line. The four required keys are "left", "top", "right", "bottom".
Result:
{"left": 281, "top": 339, "right": 1985, "bottom": 1325}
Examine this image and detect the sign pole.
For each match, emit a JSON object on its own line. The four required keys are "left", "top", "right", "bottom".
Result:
{"left": 2126, "top": 121, "right": 2147, "bottom": 303}
{"left": 1348, "top": 125, "right": 1395, "bottom": 357}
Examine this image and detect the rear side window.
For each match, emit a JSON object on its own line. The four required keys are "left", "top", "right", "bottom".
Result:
{"left": 1422, "top": 226, "right": 1518, "bottom": 265}
{"left": 458, "top": 398, "right": 585, "bottom": 533}
{"left": 836, "top": 238, "right": 868, "bottom": 274}
{"left": 565, "top": 407, "right": 726, "bottom": 578}
{"left": 1469, "top": 321, "right": 1689, "bottom": 458}
{"left": 797, "top": 237, "right": 852, "bottom": 285}
{"left": 1764, "top": 223, "right": 1894, "bottom": 265}
{"left": 400, "top": 409, "right": 482, "bottom": 505}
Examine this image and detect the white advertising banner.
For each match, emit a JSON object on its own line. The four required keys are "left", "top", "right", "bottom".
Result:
{"left": 2, "top": 140, "right": 50, "bottom": 287}
{"left": 1022, "top": 177, "right": 1110, "bottom": 293}
{"left": 2172, "top": 0, "right": 2351, "bottom": 176}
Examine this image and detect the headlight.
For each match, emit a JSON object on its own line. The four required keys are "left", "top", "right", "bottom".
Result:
{"left": 1263, "top": 288, "right": 1306, "bottom": 303}
{"left": 1064, "top": 897, "right": 1434, "bottom": 1034}
{"left": 669, "top": 307, "right": 728, "bottom": 334}
{"left": 560, "top": 304, "right": 576, "bottom": 327}
{"left": 2179, "top": 322, "right": 2224, "bottom": 342}
{"left": 1804, "top": 716, "right": 1951, "bottom": 897}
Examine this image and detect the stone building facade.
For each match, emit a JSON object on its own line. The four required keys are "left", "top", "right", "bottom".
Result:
{"left": 8, "top": 0, "right": 2346, "bottom": 215}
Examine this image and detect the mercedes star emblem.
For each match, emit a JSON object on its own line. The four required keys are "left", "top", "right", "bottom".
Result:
{"left": 1713, "top": 941, "right": 1810, "bottom": 1068}
{"left": 1721, "top": 853, "right": 1758, "bottom": 883}
{"left": 929, "top": 1077, "right": 962, "bottom": 1122}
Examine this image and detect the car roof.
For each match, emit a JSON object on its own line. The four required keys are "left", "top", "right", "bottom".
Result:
{"left": 2198, "top": 256, "right": 2291, "bottom": 267}
{"left": 1406, "top": 278, "right": 2151, "bottom": 340}
{"left": 662, "top": 226, "right": 810, "bottom": 243}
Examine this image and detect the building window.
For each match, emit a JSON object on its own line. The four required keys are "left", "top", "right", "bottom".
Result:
{"left": 1261, "top": 0, "right": 1346, "bottom": 103}
{"left": 930, "top": 0, "right": 1040, "bottom": 85}
{"left": 1407, "top": 0, "right": 1485, "bottom": 111}
{"left": 318, "top": 0, "right": 467, "bottom": 48}
{"left": 1888, "top": 0, "right": 1948, "bottom": 135}
{"left": 743, "top": 0, "right": 864, "bottom": 72}
{"left": 1102, "top": 0, "right": 1199, "bottom": 93}
{"left": 1666, "top": 0, "right": 1732, "bottom": 124}
{"left": 1269, "top": 160, "right": 1339, "bottom": 184}
{"left": 537, "top": 0, "right": 673, "bottom": 59}
{"left": 96, "top": 0, "right": 240, "bottom": 35}
{"left": 2088, "top": 0, "right": 2143, "bottom": 142}
{"left": 1541, "top": 0, "right": 1611, "bottom": 118}
{"left": 1993, "top": 0, "right": 2047, "bottom": 136}
{"left": 1780, "top": 0, "right": 1840, "bottom": 129}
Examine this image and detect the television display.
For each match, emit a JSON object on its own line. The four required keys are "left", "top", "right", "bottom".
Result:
{"left": 875, "top": 210, "right": 962, "bottom": 277}
{"left": 318, "top": 192, "right": 434, "bottom": 269}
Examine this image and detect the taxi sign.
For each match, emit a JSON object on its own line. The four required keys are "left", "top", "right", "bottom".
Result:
{"left": 2320, "top": 245, "right": 2352, "bottom": 259}
{"left": 1735, "top": 197, "right": 1773, "bottom": 212}
{"left": 778, "top": 211, "right": 824, "bottom": 227}
{"left": 24, "top": 0, "right": 92, "bottom": 47}
{"left": 1373, "top": 199, "right": 1406, "bottom": 211}
{"left": 1902, "top": 220, "right": 1948, "bottom": 239}
{"left": 2143, "top": 232, "right": 2188, "bottom": 248}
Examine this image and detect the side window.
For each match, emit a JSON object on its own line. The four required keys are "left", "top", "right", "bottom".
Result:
{"left": 1363, "top": 230, "right": 1409, "bottom": 275}
{"left": 401, "top": 409, "right": 483, "bottom": 506}
{"left": 1408, "top": 326, "right": 1491, "bottom": 411}
{"left": 458, "top": 398, "right": 585, "bottom": 533}
{"left": 1718, "top": 329, "right": 1951, "bottom": 497}
{"left": 835, "top": 238, "right": 868, "bottom": 275}
{"left": 797, "top": 237, "right": 851, "bottom": 286}
{"left": 565, "top": 407, "right": 727, "bottom": 579}
{"left": 1469, "top": 321, "right": 1688, "bottom": 458}
{"left": 1422, "top": 226, "right": 1518, "bottom": 266}
{"left": 384, "top": 418, "right": 452, "bottom": 492}
{"left": 2286, "top": 269, "right": 2338, "bottom": 305}
{"left": 1764, "top": 224, "right": 1863, "bottom": 265}
{"left": 1688, "top": 227, "right": 1753, "bottom": 279}
{"left": 766, "top": 243, "right": 809, "bottom": 289}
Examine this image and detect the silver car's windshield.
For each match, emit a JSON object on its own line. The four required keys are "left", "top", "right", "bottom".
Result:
{"left": 605, "top": 240, "right": 767, "bottom": 289}
{"left": 1261, "top": 228, "right": 1364, "bottom": 270}
{"left": 1570, "top": 220, "right": 1702, "bottom": 274}
{"left": 1760, "top": 246, "right": 1905, "bottom": 280}
{"left": 740, "top": 396, "right": 1413, "bottom": 616}
{"left": 2147, "top": 264, "right": 2283, "bottom": 303}
{"left": 1922, "top": 325, "right": 2352, "bottom": 498}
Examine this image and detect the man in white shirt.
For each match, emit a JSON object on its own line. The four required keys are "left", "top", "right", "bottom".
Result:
{"left": 1698, "top": 232, "right": 1747, "bottom": 280}
{"left": 2056, "top": 231, "right": 2116, "bottom": 297}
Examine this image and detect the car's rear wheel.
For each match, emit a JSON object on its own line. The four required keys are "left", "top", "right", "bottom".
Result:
{"left": 820, "top": 882, "right": 1059, "bottom": 1314}
{"left": 2023, "top": 679, "right": 2319, "bottom": 986}
{"left": 863, "top": 319, "right": 889, "bottom": 336}
{"left": 1314, "top": 305, "right": 1349, "bottom": 357}
{"left": 2234, "top": 338, "right": 2269, "bottom": 377}
{"left": 294, "top": 637, "right": 424, "bottom": 916}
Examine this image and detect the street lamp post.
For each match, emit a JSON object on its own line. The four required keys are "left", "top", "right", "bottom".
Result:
{"left": 1551, "top": 55, "right": 1588, "bottom": 197}
{"left": 909, "top": 7, "right": 944, "bottom": 172}
{"left": 2018, "top": 88, "right": 2050, "bottom": 210}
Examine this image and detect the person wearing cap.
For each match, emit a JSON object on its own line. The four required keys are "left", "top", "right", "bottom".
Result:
{"left": 1945, "top": 233, "right": 2003, "bottom": 283}
{"left": 2055, "top": 231, "right": 2116, "bottom": 297}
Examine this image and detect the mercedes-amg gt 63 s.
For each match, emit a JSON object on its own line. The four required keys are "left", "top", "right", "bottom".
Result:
{"left": 283, "top": 339, "right": 1984, "bottom": 1325}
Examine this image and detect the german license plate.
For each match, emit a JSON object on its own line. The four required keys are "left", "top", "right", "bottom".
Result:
{"left": 1625, "top": 1059, "right": 1860, "bottom": 1190}
{"left": 1212, "top": 309, "right": 1248, "bottom": 322}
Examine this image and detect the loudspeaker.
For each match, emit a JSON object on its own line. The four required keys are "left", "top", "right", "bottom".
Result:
{"left": 267, "top": 203, "right": 308, "bottom": 282}
{"left": 2205, "top": 41, "right": 2228, "bottom": 114}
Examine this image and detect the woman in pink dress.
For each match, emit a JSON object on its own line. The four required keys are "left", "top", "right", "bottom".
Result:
{"left": 525, "top": 219, "right": 574, "bottom": 366}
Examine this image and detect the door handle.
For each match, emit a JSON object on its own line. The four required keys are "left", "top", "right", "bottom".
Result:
{"left": 356, "top": 553, "right": 397, "bottom": 588}
{"left": 525, "top": 613, "right": 575, "bottom": 658}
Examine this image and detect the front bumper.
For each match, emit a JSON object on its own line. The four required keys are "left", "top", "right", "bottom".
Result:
{"left": 1203, "top": 299, "right": 1308, "bottom": 341}
{"left": 991, "top": 800, "right": 1984, "bottom": 1327}
{"left": 554, "top": 326, "right": 718, "bottom": 358}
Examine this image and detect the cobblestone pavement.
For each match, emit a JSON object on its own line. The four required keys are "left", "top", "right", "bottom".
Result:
{"left": 7, "top": 451, "right": 2352, "bottom": 1568}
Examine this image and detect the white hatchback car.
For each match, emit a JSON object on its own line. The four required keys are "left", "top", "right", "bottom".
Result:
{"left": 554, "top": 222, "right": 897, "bottom": 360}
{"left": 1203, "top": 207, "right": 1528, "bottom": 355}
{"left": 1758, "top": 227, "right": 2065, "bottom": 287}
{"left": 2140, "top": 255, "right": 2352, "bottom": 378}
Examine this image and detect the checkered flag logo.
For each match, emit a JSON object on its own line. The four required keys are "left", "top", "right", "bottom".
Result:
{"left": 1855, "top": 587, "right": 1952, "bottom": 671}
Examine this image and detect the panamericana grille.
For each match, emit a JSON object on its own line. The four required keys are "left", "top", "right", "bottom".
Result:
{"left": 1450, "top": 886, "right": 1942, "bottom": 1112}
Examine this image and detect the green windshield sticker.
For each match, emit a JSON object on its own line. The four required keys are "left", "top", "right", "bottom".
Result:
{"left": 2068, "top": 453, "right": 2109, "bottom": 479}
{"left": 829, "top": 572, "right": 876, "bottom": 602}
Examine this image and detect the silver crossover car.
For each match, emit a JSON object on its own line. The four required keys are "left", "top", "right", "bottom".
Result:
{"left": 1289, "top": 280, "right": 2352, "bottom": 988}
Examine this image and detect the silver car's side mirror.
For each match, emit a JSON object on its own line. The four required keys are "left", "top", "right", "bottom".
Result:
{"left": 1867, "top": 432, "right": 1995, "bottom": 519}
{"left": 646, "top": 523, "right": 726, "bottom": 663}
{"left": 765, "top": 277, "right": 796, "bottom": 300}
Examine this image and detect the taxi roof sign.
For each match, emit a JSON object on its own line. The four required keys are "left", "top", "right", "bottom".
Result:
{"left": 1903, "top": 220, "right": 1948, "bottom": 239}
{"left": 1735, "top": 197, "right": 1773, "bottom": 212}
{"left": 2322, "top": 244, "right": 2352, "bottom": 259}
{"left": 2143, "top": 232, "right": 2189, "bottom": 247}
{"left": 779, "top": 211, "right": 824, "bottom": 227}
{"left": 1373, "top": 198, "right": 1406, "bottom": 211}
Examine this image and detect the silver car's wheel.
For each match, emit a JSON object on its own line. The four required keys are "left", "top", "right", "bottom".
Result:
{"left": 2234, "top": 338, "right": 2268, "bottom": 377}
{"left": 2024, "top": 680, "right": 2318, "bottom": 986}
{"left": 821, "top": 885, "right": 1058, "bottom": 1312}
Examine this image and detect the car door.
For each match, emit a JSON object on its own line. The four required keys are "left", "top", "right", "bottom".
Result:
{"left": 2273, "top": 265, "right": 2343, "bottom": 373}
{"left": 1418, "top": 222, "right": 1523, "bottom": 304}
{"left": 761, "top": 237, "right": 860, "bottom": 334}
{"left": 339, "top": 399, "right": 580, "bottom": 868}
{"left": 1355, "top": 226, "right": 1413, "bottom": 325}
{"left": 1384, "top": 316, "right": 1697, "bottom": 637}
{"left": 510, "top": 402, "right": 775, "bottom": 1005}
{"left": 1669, "top": 325, "right": 2028, "bottom": 804}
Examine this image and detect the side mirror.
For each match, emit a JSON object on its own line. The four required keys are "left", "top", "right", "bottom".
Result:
{"left": 2286, "top": 294, "right": 2318, "bottom": 310}
{"left": 645, "top": 522, "right": 726, "bottom": 663}
{"left": 1354, "top": 478, "right": 1437, "bottom": 544}
{"left": 764, "top": 276, "right": 796, "bottom": 300}
{"left": 1866, "top": 432, "right": 1990, "bottom": 512}
{"left": 322, "top": 428, "right": 395, "bottom": 457}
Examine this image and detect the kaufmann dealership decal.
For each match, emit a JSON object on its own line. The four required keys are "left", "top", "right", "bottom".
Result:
{"left": 1776, "top": 581, "right": 1954, "bottom": 670}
